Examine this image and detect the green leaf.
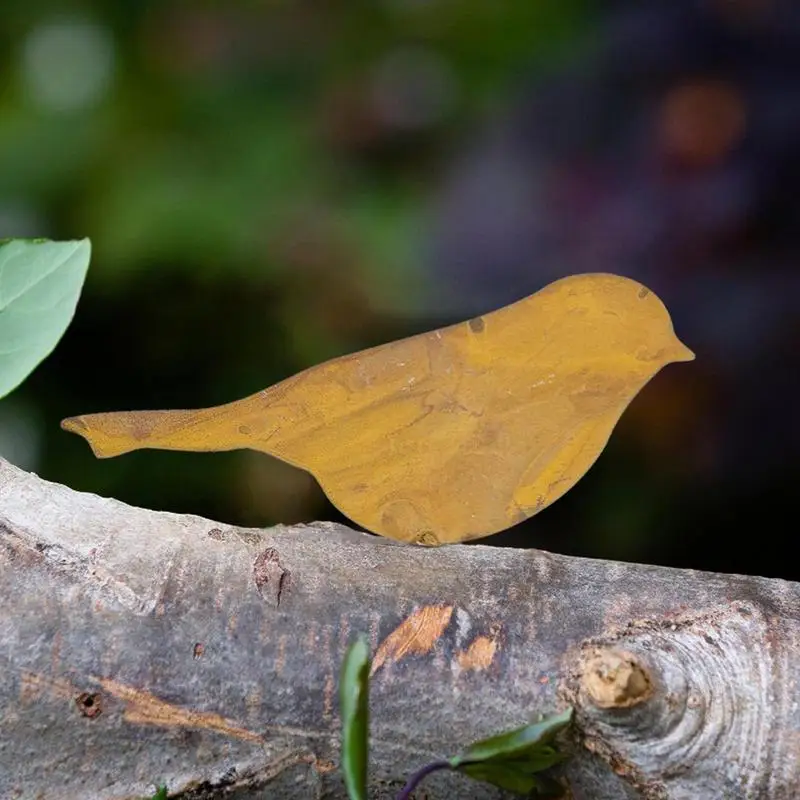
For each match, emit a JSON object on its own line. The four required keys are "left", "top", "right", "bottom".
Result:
{"left": 339, "top": 635, "right": 371, "bottom": 800}
{"left": 459, "top": 762, "right": 540, "bottom": 794}
{"left": 151, "top": 786, "right": 167, "bottom": 800}
{"left": 0, "top": 238, "right": 91, "bottom": 400}
{"left": 449, "top": 708, "right": 572, "bottom": 795}
{"left": 450, "top": 707, "right": 573, "bottom": 767}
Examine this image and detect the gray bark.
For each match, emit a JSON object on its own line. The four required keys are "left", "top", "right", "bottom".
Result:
{"left": 0, "top": 456, "right": 798, "bottom": 800}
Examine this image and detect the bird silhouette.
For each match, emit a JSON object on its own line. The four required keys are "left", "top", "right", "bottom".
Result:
{"left": 61, "top": 273, "right": 694, "bottom": 544}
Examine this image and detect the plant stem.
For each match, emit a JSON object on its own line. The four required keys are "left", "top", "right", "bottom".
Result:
{"left": 396, "top": 760, "right": 451, "bottom": 800}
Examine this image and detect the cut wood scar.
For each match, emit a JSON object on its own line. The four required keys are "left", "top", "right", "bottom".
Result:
{"left": 371, "top": 604, "right": 454, "bottom": 676}
{"left": 455, "top": 633, "right": 500, "bottom": 673}
{"left": 94, "top": 677, "right": 263, "bottom": 743}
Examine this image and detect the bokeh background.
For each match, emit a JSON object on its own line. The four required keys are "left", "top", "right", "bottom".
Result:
{"left": 1, "top": 0, "right": 797, "bottom": 580}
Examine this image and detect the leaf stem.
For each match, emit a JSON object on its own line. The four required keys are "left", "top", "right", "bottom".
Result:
{"left": 396, "top": 760, "right": 451, "bottom": 799}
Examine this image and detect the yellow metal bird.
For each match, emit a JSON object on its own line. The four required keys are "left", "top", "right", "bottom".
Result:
{"left": 62, "top": 273, "right": 694, "bottom": 544}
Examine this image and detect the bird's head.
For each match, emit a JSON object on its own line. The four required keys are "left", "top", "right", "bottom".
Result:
{"left": 541, "top": 273, "right": 695, "bottom": 371}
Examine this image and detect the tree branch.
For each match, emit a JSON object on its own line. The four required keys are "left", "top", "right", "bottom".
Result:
{"left": 1, "top": 457, "right": 798, "bottom": 799}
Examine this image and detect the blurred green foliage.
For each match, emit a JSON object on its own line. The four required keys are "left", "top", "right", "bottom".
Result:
{"left": 1, "top": 1, "right": 586, "bottom": 300}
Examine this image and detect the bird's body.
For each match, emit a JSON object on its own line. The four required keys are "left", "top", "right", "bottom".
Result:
{"left": 62, "top": 273, "right": 694, "bottom": 544}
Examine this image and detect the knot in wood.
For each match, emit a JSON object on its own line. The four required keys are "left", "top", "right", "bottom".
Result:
{"left": 581, "top": 648, "right": 652, "bottom": 709}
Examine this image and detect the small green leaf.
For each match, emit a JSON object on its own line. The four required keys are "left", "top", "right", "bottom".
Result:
{"left": 339, "top": 635, "right": 371, "bottom": 800}
{"left": 449, "top": 708, "right": 572, "bottom": 795}
{"left": 0, "top": 238, "right": 91, "bottom": 399}
{"left": 450, "top": 707, "right": 573, "bottom": 767}
{"left": 151, "top": 786, "right": 168, "bottom": 800}
{"left": 495, "top": 745, "right": 567, "bottom": 773}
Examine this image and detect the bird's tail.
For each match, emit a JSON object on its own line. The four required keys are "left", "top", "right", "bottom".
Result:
{"left": 61, "top": 405, "right": 248, "bottom": 459}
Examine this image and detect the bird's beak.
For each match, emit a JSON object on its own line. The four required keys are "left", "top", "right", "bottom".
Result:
{"left": 668, "top": 337, "right": 695, "bottom": 363}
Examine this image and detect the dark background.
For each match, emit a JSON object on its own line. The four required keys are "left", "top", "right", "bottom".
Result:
{"left": 1, "top": 0, "right": 797, "bottom": 580}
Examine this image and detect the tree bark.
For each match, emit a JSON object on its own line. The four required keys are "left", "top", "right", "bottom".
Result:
{"left": 1, "top": 456, "right": 798, "bottom": 800}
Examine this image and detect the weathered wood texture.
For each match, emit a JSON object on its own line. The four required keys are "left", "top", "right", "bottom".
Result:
{"left": 1, "top": 457, "right": 798, "bottom": 799}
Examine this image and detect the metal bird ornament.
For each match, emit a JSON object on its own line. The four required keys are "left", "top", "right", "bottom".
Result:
{"left": 62, "top": 273, "right": 694, "bottom": 544}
